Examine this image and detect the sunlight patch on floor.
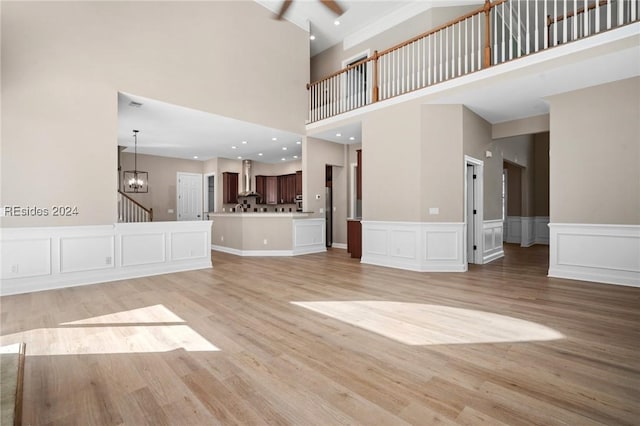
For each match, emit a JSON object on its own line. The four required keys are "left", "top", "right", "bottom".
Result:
{"left": 60, "top": 304, "right": 185, "bottom": 325}
{"left": 0, "top": 305, "right": 219, "bottom": 355}
{"left": 291, "top": 301, "right": 564, "bottom": 345}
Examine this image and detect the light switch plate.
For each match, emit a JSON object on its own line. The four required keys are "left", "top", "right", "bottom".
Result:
{"left": 429, "top": 207, "right": 439, "bottom": 215}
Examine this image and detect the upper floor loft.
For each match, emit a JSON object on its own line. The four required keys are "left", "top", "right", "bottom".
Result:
{"left": 307, "top": 0, "right": 639, "bottom": 124}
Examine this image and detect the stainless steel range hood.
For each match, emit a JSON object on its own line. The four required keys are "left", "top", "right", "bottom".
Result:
{"left": 238, "top": 159, "right": 260, "bottom": 197}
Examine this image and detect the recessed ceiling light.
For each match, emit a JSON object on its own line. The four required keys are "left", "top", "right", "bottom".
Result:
{"left": 296, "top": 140, "right": 302, "bottom": 145}
{"left": 293, "top": 155, "right": 298, "bottom": 159}
{"left": 231, "top": 146, "right": 237, "bottom": 149}
{"left": 349, "top": 136, "right": 355, "bottom": 141}
{"left": 336, "top": 133, "right": 342, "bottom": 137}
{"left": 334, "top": 20, "right": 340, "bottom": 26}
{"left": 237, "top": 156, "right": 242, "bottom": 159}
{"left": 310, "top": 34, "right": 316, "bottom": 41}
{"left": 272, "top": 137, "right": 277, "bottom": 141}
{"left": 242, "top": 140, "right": 248, "bottom": 144}
{"left": 282, "top": 147, "right": 287, "bottom": 151}
{"left": 281, "top": 158, "right": 286, "bottom": 161}
{"left": 258, "top": 152, "right": 263, "bottom": 156}
{"left": 193, "top": 155, "right": 198, "bottom": 159}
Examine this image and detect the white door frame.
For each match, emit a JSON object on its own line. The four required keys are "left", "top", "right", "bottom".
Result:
{"left": 177, "top": 172, "right": 203, "bottom": 221}
{"left": 349, "top": 162, "right": 357, "bottom": 218}
{"left": 464, "top": 156, "right": 484, "bottom": 264}
{"left": 203, "top": 172, "right": 216, "bottom": 215}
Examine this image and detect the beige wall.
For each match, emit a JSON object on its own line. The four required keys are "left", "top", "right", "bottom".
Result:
{"left": 549, "top": 77, "right": 640, "bottom": 224}
{"left": 492, "top": 114, "right": 550, "bottom": 139}
{"left": 311, "top": 4, "right": 478, "bottom": 81}
{"left": 211, "top": 215, "right": 293, "bottom": 251}
{"left": 533, "top": 132, "right": 550, "bottom": 217}
{"left": 303, "top": 137, "right": 347, "bottom": 244}
{"left": 462, "top": 107, "right": 500, "bottom": 220}
{"left": 495, "top": 134, "right": 535, "bottom": 217}
{"left": 363, "top": 101, "right": 423, "bottom": 222}
{"left": 120, "top": 152, "right": 203, "bottom": 222}
{"left": 1, "top": 1, "right": 308, "bottom": 227}
{"left": 504, "top": 162, "right": 523, "bottom": 216}
{"left": 421, "top": 104, "right": 464, "bottom": 222}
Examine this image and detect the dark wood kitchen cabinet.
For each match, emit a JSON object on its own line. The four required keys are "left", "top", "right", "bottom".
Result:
{"left": 347, "top": 219, "right": 362, "bottom": 259}
{"left": 255, "top": 175, "right": 266, "bottom": 204}
{"left": 265, "top": 176, "right": 278, "bottom": 205}
{"left": 278, "top": 174, "right": 297, "bottom": 204}
{"left": 223, "top": 172, "right": 238, "bottom": 204}
{"left": 295, "top": 170, "right": 302, "bottom": 196}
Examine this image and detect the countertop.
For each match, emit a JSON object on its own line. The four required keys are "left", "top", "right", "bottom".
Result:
{"left": 208, "top": 212, "right": 312, "bottom": 218}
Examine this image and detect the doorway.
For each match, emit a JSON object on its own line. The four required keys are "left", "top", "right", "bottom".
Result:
{"left": 326, "top": 165, "right": 333, "bottom": 247}
{"left": 177, "top": 172, "right": 203, "bottom": 221}
{"left": 465, "top": 156, "right": 484, "bottom": 264}
{"left": 203, "top": 173, "right": 215, "bottom": 215}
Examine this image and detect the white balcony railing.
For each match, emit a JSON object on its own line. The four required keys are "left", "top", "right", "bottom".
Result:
{"left": 308, "top": 0, "right": 639, "bottom": 122}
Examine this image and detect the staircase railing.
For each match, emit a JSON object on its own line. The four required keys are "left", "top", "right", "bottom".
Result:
{"left": 307, "top": 0, "right": 639, "bottom": 123}
{"left": 118, "top": 190, "right": 153, "bottom": 222}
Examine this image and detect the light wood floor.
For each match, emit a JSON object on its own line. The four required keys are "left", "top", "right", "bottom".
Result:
{"left": 1, "top": 245, "right": 639, "bottom": 425}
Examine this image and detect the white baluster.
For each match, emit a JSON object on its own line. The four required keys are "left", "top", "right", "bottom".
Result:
{"left": 573, "top": 0, "right": 578, "bottom": 40}
{"left": 553, "top": 0, "right": 558, "bottom": 46}
{"left": 509, "top": 3, "right": 514, "bottom": 59}
{"left": 607, "top": 0, "right": 611, "bottom": 30}
{"left": 584, "top": 0, "right": 588, "bottom": 37}
{"left": 595, "top": 0, "right": 600, "bottom": 33}
{"left": 477, "top": 13, "right": 482, "bottom": 68}
{"left": 518, "top": 0, "right": 522, "bottom": 56}
{"left": 563, "top": 0, "right": 568, "bottom": 44}
{"left": 526, "top": 0, "right": 530, "bottom": 54}
{"left": 493, "top": 8, "right": 497, "bottom": 64}
{"left": 465, "top": 18, "right": 469, "bottom": 72}
{"left": 632, "top": 0, "right": 637, "bottom": 22}
{"left": 544, "top": 0, "right": 549, "bottom": 49}
{"left": 471, "top": 17, "right": 475, "bottom": 71}
{"left": 535, "top": 0, "right": 539, "bottom": 52}
{"left": 428, "top": 35, "right": 432, "bottom": 85}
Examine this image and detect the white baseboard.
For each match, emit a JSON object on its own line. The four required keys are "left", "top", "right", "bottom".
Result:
{"left": 0, "top": 221, "right": 213, "bottom": 296}
{"left": 211, "top": 245, "right": 326, "bottom": 257}
{"left": 483, "top": 220, "right": 504, "bottom": 264}
{"left": 361, "top": 221, "right": 466, "bottom": 272}
{"left": 331, "top": 242, "right": 347, "bottom": 250}
{"left": 549, "top": 223, "right": 640, "bottom": 287}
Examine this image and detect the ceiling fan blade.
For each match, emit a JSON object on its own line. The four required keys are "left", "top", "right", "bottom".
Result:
{"left": 275, "top": 0, "right": 293, "bottom": 20}
{"left": 320, "top": 0, "right": 344, "bottom": 16}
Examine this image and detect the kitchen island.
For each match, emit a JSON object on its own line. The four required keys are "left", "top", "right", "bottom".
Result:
{"left": 209, "top": 212, "right": 325, "bottom": 256}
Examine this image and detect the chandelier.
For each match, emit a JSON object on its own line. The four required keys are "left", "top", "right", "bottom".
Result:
{"left": 123, "top": 129, "right": 148, "bottom": 193}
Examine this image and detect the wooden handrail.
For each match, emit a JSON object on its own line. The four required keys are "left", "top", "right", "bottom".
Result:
{"left": 308, "top": 0, "right": 507, "bottom": 88}
{"left": 118, "top": 190, "right": 153, "bottom": 221}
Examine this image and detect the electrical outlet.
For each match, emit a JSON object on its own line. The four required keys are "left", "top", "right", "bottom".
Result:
{"left": 105, "top": 256, "right": 112, "bottom": 265}
{"left": 263, "top": 239, "right": 268, "bottom": 245}
{"left": 319, "top": 208, "right": 324, "bottom": 213}
{"left": 11, "top": 264, "right": 19, "bottom": 273}
{"left": 221, "top": 236, "right": 224, "bottom": 242}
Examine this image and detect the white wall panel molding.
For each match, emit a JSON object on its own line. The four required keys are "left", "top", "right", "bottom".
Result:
{"left": 534, "top": 216, "right": 550, "bottom": 245}
{"left": 292, "top": 219, "right": 326, "bottom": 255}
{"left": 549, "top": 223, "right": 640, "bottom": 287}
{"left": 211, "top": 219, "right": 326, "bottom": 257}
{"left": 0, "top": 221, "right": 212, "bottom": 296}
{"left": 521, "top": 217, "right": 535, "bottom": 247}
{"left": 361, "top": 221, "right": 466, "bottom": 272}
{"left": 483, "top": 220, "right": 504, "bottom": 264}
{"left": 506, "top": 216, "right": 522, "bottom": 244}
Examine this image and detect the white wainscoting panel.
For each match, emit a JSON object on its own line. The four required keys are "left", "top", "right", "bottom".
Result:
{"left": 521, "top": 217, "right": 535, "bottom": 247}
{"left": 534, "top": 216, "right": 550, "bottom": 245}
{"left": 292, "top": 218, "right": 326, "bottom": 255}
{"left": 0, "top": 221, "right": 213, "bottom": 296}
{"left": 362, "top": 222, "right": 465, "bottom": 272}
{"left": 0, "top": 238, "right": 51, "bottom": 279}
{"left": 171, "top": 231, "right": 209, "bottom": 261}
{"left": 549, "top": 223, "right": 640, "bottom": 287}
{"left": 60, "top": 235, "right": 115, "bottom": 273}
{"left": 506, "top": 216, "right": 522, "bottom": 244}
{"left": 120, "top": 233, "right": 165, "bottom": 267}
{"left": 482, "top": 220, "right": 504, "bottom": 263}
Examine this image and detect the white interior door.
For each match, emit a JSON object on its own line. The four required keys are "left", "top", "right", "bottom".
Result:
{"left": 177, "top": 172, "right": 203, "bottom": 221}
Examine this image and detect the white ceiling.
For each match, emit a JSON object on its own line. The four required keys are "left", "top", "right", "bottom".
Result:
{"left": 117, "top": 93, "right": 304, "bottom": 163}
{"left": 255, "top": 0, "right": 484, "bottom": 56}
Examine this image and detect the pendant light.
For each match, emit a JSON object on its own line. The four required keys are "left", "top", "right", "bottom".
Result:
{"left": 123, "top": 129, "right": 148, "bottom": 193}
